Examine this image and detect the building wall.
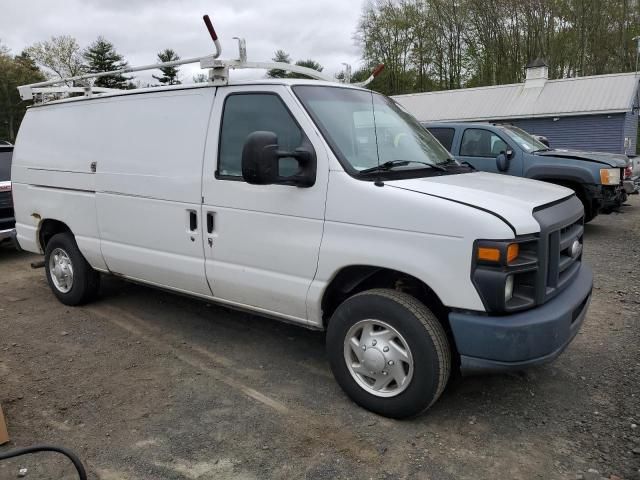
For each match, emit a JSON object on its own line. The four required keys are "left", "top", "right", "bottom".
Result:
{"left": 500, "top": 113, "right": 631, "bottom": 155}
{"left": 623, "top": 110, "right": 638, "bottom": 155}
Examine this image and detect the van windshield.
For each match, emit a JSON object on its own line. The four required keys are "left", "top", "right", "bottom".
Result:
{"left": 293, "top": 86, "right": 452, "bottom": 177}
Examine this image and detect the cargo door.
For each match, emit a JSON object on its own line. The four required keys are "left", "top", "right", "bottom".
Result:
{"left": 95, "top": 88, "right": 215, "bottom": 296}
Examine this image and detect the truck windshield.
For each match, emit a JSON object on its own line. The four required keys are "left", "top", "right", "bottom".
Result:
{"left": 293, "top": 86, "right": 451, "bottom": 176}
{"left": 500, "top": 125, "right": 549, "bottom": 152}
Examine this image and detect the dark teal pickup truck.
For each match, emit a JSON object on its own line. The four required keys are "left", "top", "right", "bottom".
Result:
{"left": 424, "top": 122, "right": 627, "bottom": 222}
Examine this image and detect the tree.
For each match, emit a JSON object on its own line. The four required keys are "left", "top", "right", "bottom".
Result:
{"left": 267, "top": 50, "right": 292, "bottom": 78}
{"left": 0, "top": 45, "right": 45, "bottom": 141}
{"left": 152, "top": 49, "right": 181, "bottom": 85}
{"left": 26, "top": 35, "right": 85, "bottom": 83}
{"left": 355, "top": 0, "right": 640, "bottom": 96}
{"left": 83, "top": 37, "right": 132, "bottom": 89}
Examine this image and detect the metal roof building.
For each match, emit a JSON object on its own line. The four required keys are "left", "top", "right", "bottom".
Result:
{"left": 393, "top": 62, "right": 640, "bottom": 155}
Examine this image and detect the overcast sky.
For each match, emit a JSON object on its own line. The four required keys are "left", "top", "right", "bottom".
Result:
{"left": 1, "top": 0, "right": 365, "bottom": 84}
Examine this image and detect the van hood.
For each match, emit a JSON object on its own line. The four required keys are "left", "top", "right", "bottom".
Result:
{"left": 536, "top": 148, "right": 628, "bottom": 167}
{"left": 385, "top": 171, "right": 573, "bottom": 235}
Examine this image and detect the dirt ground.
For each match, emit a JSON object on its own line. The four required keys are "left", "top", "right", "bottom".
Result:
{"left": 1, "top": 197, "right": 639, "bottom": 480}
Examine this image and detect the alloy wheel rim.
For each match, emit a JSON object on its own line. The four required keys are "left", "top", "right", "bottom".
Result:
{"left": 49, "top": 248, "right": 74, "bottom": 293}
{"left": 343, "top": 319, "right": 414, "bottom": 398}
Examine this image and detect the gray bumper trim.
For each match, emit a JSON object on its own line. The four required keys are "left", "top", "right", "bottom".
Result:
{"left": 0, "top": 228, "right": 16, "bottom": 243}
{"left": 450, "top": 264, "right": 593, "bottom": 375}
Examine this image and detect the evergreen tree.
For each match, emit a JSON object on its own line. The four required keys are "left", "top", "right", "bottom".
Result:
{"left": 152, "top": 49, "right": 181, "bottom": 85}
{"left": 83, "top": 37, "right": 131, "bottom": 89}
{"left": 0, "top": 46, "right": 45, "bottom": 141}
{"left": 267, "top": 50, "right": 292, "bottom": 78}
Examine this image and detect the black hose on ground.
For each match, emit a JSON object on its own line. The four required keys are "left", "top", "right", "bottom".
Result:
{"left": 0, "top": 445, "right": 87, "bottom": 480}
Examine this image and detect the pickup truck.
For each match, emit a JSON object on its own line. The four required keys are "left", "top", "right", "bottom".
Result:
{"left": 424, "top": 122, "right": 627, "bottom": 222}
{"left": 0, "top": 144, "right": 16, "bottom": 246}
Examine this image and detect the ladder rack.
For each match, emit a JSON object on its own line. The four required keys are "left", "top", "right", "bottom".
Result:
{"left": 18, "top": 15, "right": 383, "bottom": 103}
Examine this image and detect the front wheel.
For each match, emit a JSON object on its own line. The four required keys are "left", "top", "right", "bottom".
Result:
{"left": 44, "top": 232, "right": 100, "bottom": 305}
{"left": 326, "top": 289, "right": 451, "bottom": 419}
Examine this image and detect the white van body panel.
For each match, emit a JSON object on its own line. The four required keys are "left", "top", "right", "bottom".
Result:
{"left": 13, "top": 88, "right": 216, "bottom": 295}
{"left": 93, "top": 89, "right": 215, "bottom": 295}
{"left": 11, "top": 184, "right": 105, "bottom": 269}
{"left": 305, "top": 170, "right": 515, "bottom": 324}
{"left": 386, "top": 172, "right": 573, "bottom": 235}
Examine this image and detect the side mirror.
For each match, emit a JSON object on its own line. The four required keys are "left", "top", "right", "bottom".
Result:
{"left": 496, "top": 150, "right": 511, "bottom": 171}
{"left": 241, "top": 131, "right": 316, "bottom": 187}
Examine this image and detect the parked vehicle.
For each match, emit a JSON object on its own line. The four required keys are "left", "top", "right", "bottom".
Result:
{"left": 0, "top": 144, "right": 16, "bottom": 246}
{"left": 425, "top": 122, "right": 627, "bottom": 222}
{"left": 624, "top": 155, "right": 639, "bottom": 195}
{"left": 12, "top": 25, "right": 593, "bottom": 418}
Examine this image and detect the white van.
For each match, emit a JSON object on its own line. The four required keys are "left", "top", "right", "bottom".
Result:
{"left": 12, "top": 78, "right": 593, "bottom": 418}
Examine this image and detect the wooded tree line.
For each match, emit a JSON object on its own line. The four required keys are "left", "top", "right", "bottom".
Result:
{"left": 2, "top": 1, "right": 640, "bottom": 140}
{"left": 357, "top": 0, "right": 640, "bottom": 95}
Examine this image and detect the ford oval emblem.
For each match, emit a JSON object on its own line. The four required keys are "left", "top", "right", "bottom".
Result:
{"left": 570, "top": 239, "right": 583, "bottom": 259}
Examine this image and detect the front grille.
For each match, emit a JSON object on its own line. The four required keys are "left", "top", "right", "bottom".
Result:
{"left": 0, "top": 190, "right": 12, "bottom": 210}
{"left": 546, "top": 217, "right": 583, "bottom": 296}
{"left": 533, "top": 195, "right": 585, "bottom": 305}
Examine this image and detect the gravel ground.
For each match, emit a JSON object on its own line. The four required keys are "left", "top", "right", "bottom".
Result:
{"left": 0, "top": 196, "right": 639, "bottom": 480}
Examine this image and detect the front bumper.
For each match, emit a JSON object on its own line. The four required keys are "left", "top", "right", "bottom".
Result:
{"left": 0, "top": 227, "right": 16, "bottom": 243}
{"left": 449, "top": 263, "right": 593, "bottom": 375}
{"left": 597, "top": 184, "right": 626, "bottom": 212}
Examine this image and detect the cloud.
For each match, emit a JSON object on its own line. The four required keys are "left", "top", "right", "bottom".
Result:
{"left": 1, "top": 0, "right": 365, "bottom": 84}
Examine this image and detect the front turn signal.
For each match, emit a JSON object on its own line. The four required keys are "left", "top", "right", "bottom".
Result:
{"left": 477, "top": 243, "right": 519, "bottom": 264}
{"left": 477, "top": 247, "right": 501, "bottom": 262}
{"left": 507, "top": 243, "right": 519, "bottom": 263}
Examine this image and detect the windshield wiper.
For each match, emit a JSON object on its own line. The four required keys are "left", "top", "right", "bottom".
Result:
{"left": 459, "top": 160, "right": 476, "bottom": 170}
{"left": 532, "top": 147, "right": 552, "bottom": 153}
{"left": 359, "top": 160, "right": 446, "bottom": 175}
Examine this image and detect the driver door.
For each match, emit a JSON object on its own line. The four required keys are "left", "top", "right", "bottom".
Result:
{"left": 200, "top": 85, "right": 329, "bottom": 323}
{"left": 457, "top": 128, "right": 522, "bottom": 175}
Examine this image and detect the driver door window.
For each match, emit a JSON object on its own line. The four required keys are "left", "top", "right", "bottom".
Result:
{"left": 460, "top": 129, "right": 507, "bottom": 157}
{"left": 217, "top": 93, "right": 302, "bottom": 178}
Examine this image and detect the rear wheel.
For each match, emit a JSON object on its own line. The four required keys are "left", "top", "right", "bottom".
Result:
{"left": 326, "top": 289, "right": 451, "bottom": 418}
{"left": 44, "top": 233, "right": 100, "bottom": 305}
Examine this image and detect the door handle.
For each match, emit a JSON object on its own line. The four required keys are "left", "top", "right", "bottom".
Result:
{"left": 206, "top": 212, "right": 215, "bottom": 234}
{"left": 189, "top": 210, "right": 198, "bottom": 231}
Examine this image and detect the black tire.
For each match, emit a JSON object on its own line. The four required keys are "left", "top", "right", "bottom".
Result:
{"left": 574, "top": 189, "right": 596, "bottom": 223}
{"left": 44, "top": 232, "right": 100, "bottom": 306}
{"left": 326, "top": 289, "right": 451, "bottom": 419}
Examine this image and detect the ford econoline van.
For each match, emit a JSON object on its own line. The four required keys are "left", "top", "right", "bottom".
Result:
{"left": 12, "top": 79, "right": 593, "bottom": 418}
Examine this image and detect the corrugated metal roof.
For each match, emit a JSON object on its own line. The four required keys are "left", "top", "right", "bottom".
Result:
{"left": 393, "top": 72, "right": 639, "bottom": 122}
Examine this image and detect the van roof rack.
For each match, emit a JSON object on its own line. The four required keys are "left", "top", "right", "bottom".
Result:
{"left": 18, "top": 15, "right": 384, "bottom": 104}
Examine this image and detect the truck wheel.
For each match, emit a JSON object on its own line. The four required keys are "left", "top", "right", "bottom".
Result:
{"left": 326, "top": 289, "right": 451, "bottom": 418}
{"left": 44, "top": 232, "right": 100, "bottom": 305}
{"left": 574, "top": 189, "right": 595, "bottom": 223}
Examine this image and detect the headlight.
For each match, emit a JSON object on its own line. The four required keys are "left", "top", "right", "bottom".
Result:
{"left": 600, "top": 168, "right": 621, "bottom": 185}
{"left": 505, "top": 275, "right": 514, "bottom": 303}
{"left": 472, "top": 239, "right": 538, "bottom": 313}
